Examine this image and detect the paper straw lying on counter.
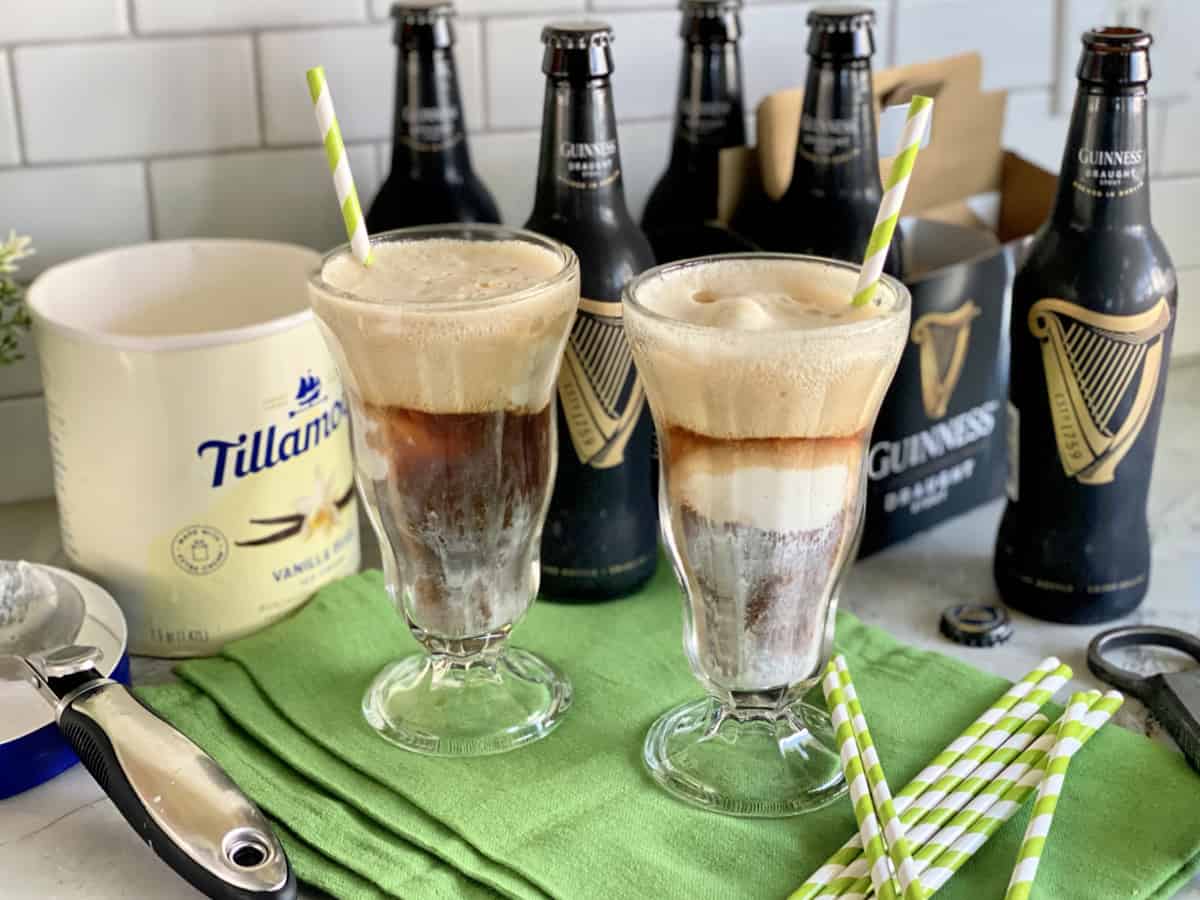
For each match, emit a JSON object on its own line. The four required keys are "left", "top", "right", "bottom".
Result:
{"left": 823, "top": 661, "right": 900, "bottom": 900}
{"left": 826, "top": 714, "right": 1054, "bottom": 899}
{"left": 830, "top": 664, "right": 1073, "bottom": 898}
{"left": 835, "top": 657, "right": 925, "bottom": 900}
{"left": 917, "top": 691, "right": 1125, "bottom": 895}
{"left": 1004, "top": 693, "right": 1092, "bottom": 900}
{"left": 792, "top": 657, "right": 1069, "bottom": 900}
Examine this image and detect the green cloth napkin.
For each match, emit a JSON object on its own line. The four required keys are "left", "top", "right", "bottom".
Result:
{"left": 138, "top": 564, "right": 1200, "bottom": 900}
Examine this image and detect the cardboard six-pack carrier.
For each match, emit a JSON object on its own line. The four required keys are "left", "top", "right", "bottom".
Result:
{"left": 717, "top": 52, "right": 1060, "bottom": 555}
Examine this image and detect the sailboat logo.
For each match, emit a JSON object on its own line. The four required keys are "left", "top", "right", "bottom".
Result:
{"left": 295, "top": 371, "right": 322, "bottom": 409}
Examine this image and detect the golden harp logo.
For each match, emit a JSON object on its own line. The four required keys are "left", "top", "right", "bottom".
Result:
{"left": 1029, "top": 296, "right": 1171, "bottom": 485}
{"left": 910, "top": 300, "right": 981, "bottom": 419}
{"left": 557, "top": 297, "right": 645, "bottom": 469}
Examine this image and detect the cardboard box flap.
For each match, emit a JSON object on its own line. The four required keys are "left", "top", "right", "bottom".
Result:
{"left": 718, "top": 145, "right": 757, "bottom": 227}
{"left": 753, "top": 52, "right": 1005, "bottom": 214}
{"left": 997, "top": 151, "right": 1059, "bottom": 243}
{"left": 879, "top": 89, "right": 1006, "bottom": 215}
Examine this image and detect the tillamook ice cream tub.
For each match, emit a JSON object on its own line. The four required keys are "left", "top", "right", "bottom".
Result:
{"left": 27, "top": 240, "right": 361, "bottom": 656}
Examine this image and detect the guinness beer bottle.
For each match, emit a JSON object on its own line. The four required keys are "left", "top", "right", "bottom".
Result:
{"left": 367, "top": 1, "right": 500, "bottom": 231}
{"left": 764, "top": 6, "right": 901, "bottom": 276}
{"left": 995, "top": 28, "right": 1176, "bottom": 624}
{"left": 525, "top": 22, "right": 659, "bottom": 600}
{"left": 641, "top": 0, "right": 755, "bottom": 262}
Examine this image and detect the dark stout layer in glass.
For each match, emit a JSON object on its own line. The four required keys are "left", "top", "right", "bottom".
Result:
{"left": 357, "top": 402, "right": 554, "bottom": 639}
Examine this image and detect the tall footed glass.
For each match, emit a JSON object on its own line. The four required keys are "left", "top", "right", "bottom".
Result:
{"left": 624, "top": 253, "right": 908, "bottom": 816}
{"left": 309, "top": 225, "right": 579, "bottom": 756}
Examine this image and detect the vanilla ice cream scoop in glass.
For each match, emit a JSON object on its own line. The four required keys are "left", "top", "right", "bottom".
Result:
{"left": 624, "top": 253, "right": 909, "bottom": 816}
{"left": 309, "top": 224, "right": 579, "bottom": 757}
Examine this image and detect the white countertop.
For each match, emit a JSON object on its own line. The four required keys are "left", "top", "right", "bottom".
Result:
{"left": 2, "top": 360, "right": 1199, "bottom": 900}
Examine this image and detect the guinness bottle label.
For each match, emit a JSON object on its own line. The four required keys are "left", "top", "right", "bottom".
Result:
{"left": 400, "top": 104, "right": 464, "bottom": 151}
{"left": 910, "top": 299, "right": 981, "bottom": 419}
{"left": 797, "top": 112, "right": 862, "bottom": 164}
{"left": 556, "top": 139, "right": 621, "bottom": 190}
{"left": 678, "top": 97, "right": 734, "bottom": 143}
{"left": 1029, "top": 295, "right": 1171, "bottom": 485}
{"left": 1072, "top": 119, "right": 1146, "bottom": 197}
{"left": 557, "top": 298, "right": 646, "bottom": 469}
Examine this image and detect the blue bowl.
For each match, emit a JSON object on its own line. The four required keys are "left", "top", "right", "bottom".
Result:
{"left": 0, "top": 565, "right": 131, "bottom": 799}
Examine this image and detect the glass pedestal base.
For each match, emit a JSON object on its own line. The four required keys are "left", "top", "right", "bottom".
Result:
{"left": 362, "top": 647, "right": 571, "bottom": 757}
{"left": 643, "top": 696, "right": 846, "bottom": 817}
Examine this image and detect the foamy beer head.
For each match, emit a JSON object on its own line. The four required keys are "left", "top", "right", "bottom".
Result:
{"left": 310, "top": 229, "right": 578, "bottom": 416}
{"left": 625, "top": 254, "right": 908, "bottom": 692}
{"left": 309, "top": 226, "right": 579, "bottom": 642}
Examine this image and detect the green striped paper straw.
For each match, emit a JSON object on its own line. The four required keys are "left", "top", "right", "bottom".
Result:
{"left": 835, "top": 657, "right": 926, "bottom": 900}
{"left": 822, "top": 661, "right": 900, "bottom": 900}
{"left": 1003, "top": 693, "right": 1091, "bottom": 900}
{"left": 791, "top": 657, "right": 1068, "bottom": 900}
{"left": 306, "top": 66, "right": 373, "bottom": 266}
{"left": 832, "top": 664, "right": 1072, "bottom": 898}
{"left": 918, "top": 691, "right": 1124, "bottom": 896}
{"left": 829, "top": 714, "right": 1054, "bottom": 899}
{"left": 851, "top": 95, "right": 933, "bottom": 307}
{"left": 908, "top": 696, "right": 1101, "bottom": 883}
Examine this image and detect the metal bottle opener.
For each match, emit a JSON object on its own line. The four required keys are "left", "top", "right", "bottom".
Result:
{"left": 0, "top": 644, "right": 296, "bottom": 900}
{"left": 1088, "top": 625, "right": 1200, "bottom": 773}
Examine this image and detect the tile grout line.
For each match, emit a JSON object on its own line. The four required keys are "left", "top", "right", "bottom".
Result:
{"left": 479, "top": 13, "right": 493, "bottom": 131}
{"left": 0, "top": 118, "right": 689, "bottom": 173}
{"left": 250, "top": 31, "right": 270, "bottom": 147}
{"left": 4, "top": 50, "right": 28, "bottom": 165}
{"left": 887, "top": 0, "right": 899, "bottom": 69}
{"left": 1050, "top": 0, "right": 1064, "bottom": 115}
{"left": 141, "top": 160, "right": 158, "bottom": 240}
{"left": 125, "top": 0, "right": 138, "bottom": 35}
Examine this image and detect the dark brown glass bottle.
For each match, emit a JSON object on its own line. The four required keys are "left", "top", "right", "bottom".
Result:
{"left": 525, "top": 22, "right": 658, "bottom": 601}
{"left": 994, "top": 28, "right": 1177, "bottom": 624}
{"left": 761, "top": 6, "right": 901, "bottom": 276}
{"left": 641, "top": 0, "right": 755, "bottom": 262}
{"left": 367, "top": 1, "right": 500, "bottom": 231}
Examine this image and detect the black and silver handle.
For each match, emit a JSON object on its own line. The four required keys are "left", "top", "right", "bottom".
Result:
{"left": 1088, "top": 626, "right": 1200, "bottom": 774}
{"left": 30, "top": 646, "right": 296, "bottom": 900}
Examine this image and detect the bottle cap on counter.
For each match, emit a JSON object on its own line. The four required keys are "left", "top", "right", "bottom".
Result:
{"left": 940, "top": 603, "right": 1013, "bottom": 647}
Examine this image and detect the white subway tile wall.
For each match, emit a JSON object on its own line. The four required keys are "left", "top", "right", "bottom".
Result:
{"left": 896, "top": 0, "right": 1054, "bottom": 91}
{"left": 485, "top": 15, "right": 560, "bottom": 131}
{"left": 259, "top": 25, "right": 395, "bottom": 144}
{"left": 0, "top": 54, "right": 19, "bottom": 167}
{"left": 0, "top": 0, "right": 127, "bottom": 45}
{"left": 133, "top": 0, "right": 367, "bottom": 34}
{"left": 150, "top": 146, "right": 381, "bottom": 249}
{"left": 0, "top": 0, "right": 1193, "bottom": 308}
{"left": 0, "top": 163, "right": 150, "bottom": 272}
{"left": 468, "top": 130, "right": 541, "bottom": 224}
{"left": 1159, "top": 96, "right": 1200, "bottom": 176}
{"left": 14, "top": 37, "right": 259, "bottom": 162}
